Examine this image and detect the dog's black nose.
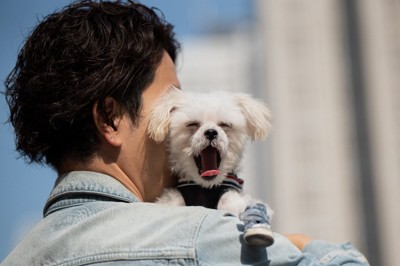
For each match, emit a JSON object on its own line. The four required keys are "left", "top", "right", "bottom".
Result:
{"left": 204, "top": 129, "right": 218, "bottom": 140}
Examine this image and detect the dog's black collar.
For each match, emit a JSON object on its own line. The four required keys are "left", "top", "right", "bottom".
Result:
{"left": 177, "top": 174, "right": 244, "bottom": 209}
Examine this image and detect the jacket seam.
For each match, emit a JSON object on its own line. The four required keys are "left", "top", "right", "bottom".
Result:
{"left": 192, "top": 212, "right": 211, "bottom": 266}
{"left": 45, "top": 250, "right": 196, "bottom": 266}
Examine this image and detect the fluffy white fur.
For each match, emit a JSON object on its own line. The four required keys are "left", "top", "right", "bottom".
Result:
{"left": 148, "top": 87, "right": 273, "bottom": 218}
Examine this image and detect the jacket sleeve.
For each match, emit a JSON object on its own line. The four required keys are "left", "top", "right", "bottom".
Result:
{"left": 195, "top": 211, "right": 369, "bottom": 265}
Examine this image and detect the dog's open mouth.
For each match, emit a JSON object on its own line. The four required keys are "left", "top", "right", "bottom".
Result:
{"left": 194, "top": 146, "right": 221, "bottom": 180}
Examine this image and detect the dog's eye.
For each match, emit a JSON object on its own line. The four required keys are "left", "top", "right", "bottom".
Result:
{"left": 219, "top": 122, "right": 232, "bottom": 129}
{"left": 186, "top": 121, "right": 200, "bottom": 128}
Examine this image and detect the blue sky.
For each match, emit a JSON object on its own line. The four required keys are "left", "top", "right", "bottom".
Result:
{"left": 0, "top": 0, "right": 253, "bottom": 260}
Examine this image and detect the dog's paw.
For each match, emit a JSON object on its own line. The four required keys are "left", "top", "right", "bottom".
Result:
{"left": 156, "top": 188, "right": 185, "bottom": 206}
{"left": 217, "top": 190, "right": 248, "bottom": 217}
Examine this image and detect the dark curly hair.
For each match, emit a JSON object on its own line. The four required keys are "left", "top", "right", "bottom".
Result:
{"left": 4, "top": 0, "right": 180, "bottom": 169}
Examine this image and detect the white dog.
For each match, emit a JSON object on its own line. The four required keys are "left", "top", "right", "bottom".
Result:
{"left": 148, "top": 87, "right": 274, "bottom": 246}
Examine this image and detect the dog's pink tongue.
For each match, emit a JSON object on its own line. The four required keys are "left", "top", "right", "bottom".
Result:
{"left": 200, "top": 146, "right": 221, "bottom": 177}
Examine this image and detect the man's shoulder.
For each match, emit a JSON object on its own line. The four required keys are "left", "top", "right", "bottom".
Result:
{"left": 3, "top": 202, "right": 240, "bottom": 266}
{"left": 121, "top": 202, "right": 243, "bottom": 243}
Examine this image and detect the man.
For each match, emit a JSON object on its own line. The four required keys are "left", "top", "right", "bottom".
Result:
{"left": 3, "top": 1, "right": 369, "bottom": 265}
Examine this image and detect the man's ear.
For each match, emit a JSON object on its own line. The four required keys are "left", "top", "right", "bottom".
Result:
{"left": 92, "top": 97, "right": 123, "bottom": 147}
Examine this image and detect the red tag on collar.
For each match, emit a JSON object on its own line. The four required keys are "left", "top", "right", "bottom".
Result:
{"left": 225, "top": 173, "right": 244, "bottom": 185}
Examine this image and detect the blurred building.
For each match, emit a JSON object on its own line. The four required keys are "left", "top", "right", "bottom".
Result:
{"left": 178, "top": 1, "right": 399, "bottom": 265}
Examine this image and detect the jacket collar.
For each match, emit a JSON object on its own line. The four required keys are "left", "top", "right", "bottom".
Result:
{"left": 43, "top": 171, "right": 138, "bottom": 217}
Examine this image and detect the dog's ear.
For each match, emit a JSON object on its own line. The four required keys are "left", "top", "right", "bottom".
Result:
{"left": 235, "top": 93, "right": 272, "bottom": 141}
{"left": 147, "top": 87, "right": 183, "bottom": 143}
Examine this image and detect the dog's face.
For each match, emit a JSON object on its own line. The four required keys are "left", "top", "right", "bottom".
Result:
{"left": 148, "top": 88, "right": 272, "bottom": 188}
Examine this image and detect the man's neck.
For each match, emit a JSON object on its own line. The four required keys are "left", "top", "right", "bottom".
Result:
{"left": 57, "top": 156, "right": 144, "bottom": 202}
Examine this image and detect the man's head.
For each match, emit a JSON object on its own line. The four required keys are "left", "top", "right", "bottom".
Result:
{"left": 5, "top": 0, "right": 180, "bottom": 169}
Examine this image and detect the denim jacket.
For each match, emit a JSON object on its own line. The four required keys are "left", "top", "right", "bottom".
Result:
{"left": 2, "top": 171, "right": 369, "bottom": 265}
